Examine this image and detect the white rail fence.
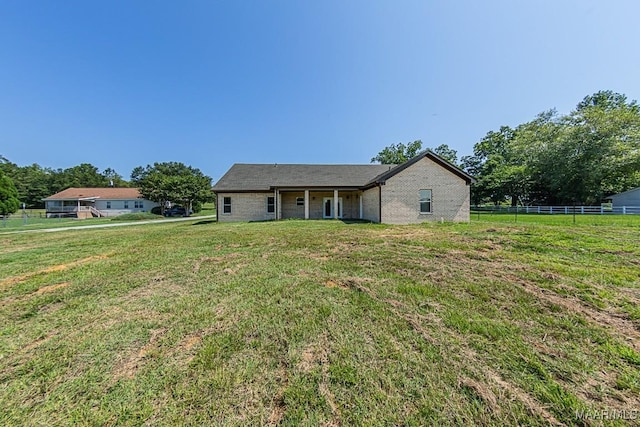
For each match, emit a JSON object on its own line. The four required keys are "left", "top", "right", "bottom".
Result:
{"left": 472, "top": 206, "right": 640, "bottom": 215}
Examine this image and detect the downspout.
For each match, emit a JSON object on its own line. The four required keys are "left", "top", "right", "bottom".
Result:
{"left": 215, "top": 194, "right": 219, "bottom": 222}
{"left": 378, "top": 184, "right": 382, "bottom": 223}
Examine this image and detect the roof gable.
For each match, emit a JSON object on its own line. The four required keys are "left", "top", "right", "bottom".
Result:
{"left": 366, "top": 150, "right": 475, "bottom": 186}
{"left": 212, "top": 151, "right": 475, "bottom": 192}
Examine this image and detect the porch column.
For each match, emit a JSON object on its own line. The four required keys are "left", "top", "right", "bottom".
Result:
{"left": 304, "top": 190, "right": 309, "bottom": 220}
{"left": 359, "top": 193, "right": 363, "bottom": 219}
{"left": 277, "top": 190, "right": 282, "bottom": 220}
{"left": 333, "top": 189, "right": 339, "bottom": 219}
{"left": 274, "top": 189, "right": 278, "bottom": 220}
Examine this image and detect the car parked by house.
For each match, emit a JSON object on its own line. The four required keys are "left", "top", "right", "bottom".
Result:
{"left": 163, "top": 206, "right": 191, "bottom": 217}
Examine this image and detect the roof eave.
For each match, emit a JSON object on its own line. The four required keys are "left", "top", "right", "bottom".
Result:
{"left": 366, "top": 150, "right": 476, "bottom": 185}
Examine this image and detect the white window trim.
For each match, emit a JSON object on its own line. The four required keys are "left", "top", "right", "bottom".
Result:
{"left": 222, "top": 197, "right": 232, "bottom": 215}
{"left": 419, "top": 189, "right": 432, "bottom": 214}
{"left": 322, "top": 197, "right": 343, "bottom": 219}
{"left": 266, "top": 196, "right": 275, "bottom": 214}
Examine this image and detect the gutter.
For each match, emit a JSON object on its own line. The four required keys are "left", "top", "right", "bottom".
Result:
{"left": 378, "top": 184, "right": 382, "bottom": 223}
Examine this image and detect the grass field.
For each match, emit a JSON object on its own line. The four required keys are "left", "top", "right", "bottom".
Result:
{"left": 0, "top": 203, "right": 217, "bottom": 232}
{"left": 1, "top": 216, "right": 639, "bottom": 425}
{"left": 473, "top": 211, "right": 640, "bottom": 227}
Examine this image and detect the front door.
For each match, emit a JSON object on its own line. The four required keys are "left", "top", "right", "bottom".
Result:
{"left": 323, "top": 197, "right": 343, "bottom": 219}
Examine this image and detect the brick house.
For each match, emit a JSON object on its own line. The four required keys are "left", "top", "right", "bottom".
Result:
{"left": 212, "top": 151, "right": 475, "bottom": 224}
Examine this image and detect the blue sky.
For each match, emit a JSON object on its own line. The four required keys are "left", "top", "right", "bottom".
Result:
{"left": 2, "top": 1, "right": 639, "bottom": 182}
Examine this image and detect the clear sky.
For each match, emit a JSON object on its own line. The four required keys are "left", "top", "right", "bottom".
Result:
{"left": 2, "top": 1, "right": 639, "bottom": 182}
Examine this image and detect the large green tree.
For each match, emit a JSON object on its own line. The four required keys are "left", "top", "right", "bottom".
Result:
{"left": 371, "top": 140, "right": 423, "bottom": 164}
{"left": 59, "top": 163, "right": 110, "bottom": 188}
{"left": 553, "top": 91, "right": 640, "bottom": 204}
{"left": 103, "top": 168, "right": 129, "bottom": 188}
{"left": 371, "top": 140, "right": 460, "bottom": 166}
{"left": 465, "top": 90, "right": 640, "bottom": 206}
{"left": 0, "top": 157, "right": 50, "bottom": 208}
{"left": 462, "top": 125, "right": 528, "bottom": 206}
{"left": 0, "top": 171, "right": 20, "bottom": 216}
{"left": 131, "top": 162, "right": 213, "bottom": 215}
{"left": 432, "top": 144, "right": 459, "bottom": 166}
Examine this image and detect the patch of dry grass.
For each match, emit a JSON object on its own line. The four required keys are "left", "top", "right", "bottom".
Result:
{"left": 1, "top": 217, "right": 639, "bottom": 425}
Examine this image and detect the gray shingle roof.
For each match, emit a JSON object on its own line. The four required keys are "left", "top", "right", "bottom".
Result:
{"left": 212, "top": 151, "right": 475, "bottom": 192}
{"left": 212, "top": 164, "right": 395, "bottom": 191}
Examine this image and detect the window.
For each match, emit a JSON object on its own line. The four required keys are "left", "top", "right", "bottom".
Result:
{"left": 222, "top": 197, "right": 231, "bottom": 214}
{"left": 135, "top": 201, "right": 143, "bottom": 209}
{"left": 124, "top": 201, "right": 129, "bottom": 209}
{"left": 106, "top": 201, "right": 111, "bottom": 209}
{"left": 267, "top": 196, "right": 275, "bottom": 214}
{"left": 296, "top": 197, "right": 304, "bottom": 206}
{"left": 419, "top": 189, "right": 432, "bottom": 214}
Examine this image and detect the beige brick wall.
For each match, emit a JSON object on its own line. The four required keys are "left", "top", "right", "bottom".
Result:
{"left": 361, "top": 187, "right": 380, "bottom": 223}
{"left": 217, "top": 192, "right": 275, "bottom": 222}
{"left": 380, "top": 157, "right": 470, "bottom": 224}
{"left": 218, "top": 191, "right": 364, "bottom": 222}
{"left": 281, "top": 192, "right": 305, "bottom": 219}
{"left": 308, "top": 192, "right": 334, "bottom": 219}
{"left": 282, "top": 191, "right": 360, "bottom": 219}
{"left": 216, "top": 159, "right": 469, "bottom": 224}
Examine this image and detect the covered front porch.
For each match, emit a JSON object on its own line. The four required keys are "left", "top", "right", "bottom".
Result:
{"left": 45, "top": 198, "right": 101, "bottom": 218}
{"left": 275, "top": 189, "right": 364, "bottom": 220}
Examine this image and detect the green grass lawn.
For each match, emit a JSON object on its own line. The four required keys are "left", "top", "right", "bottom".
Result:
{"left": 1, "top": 218, "right": 639, "bottom": 425}
{"left": 0, "top": 214, "right": 110, "bottom": 231}
{"left": 0, "top": 204, "right": 216, "bottom": 232}
{"left": 472, "top": 211, "right": 640, "bottom": 227}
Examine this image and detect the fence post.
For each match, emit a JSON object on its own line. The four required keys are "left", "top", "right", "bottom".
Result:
{"left": 581, "top": 206, "right": 584, "bottom": 214}
{"left": 623, "top": 206, "right": 626, "bottom": 215}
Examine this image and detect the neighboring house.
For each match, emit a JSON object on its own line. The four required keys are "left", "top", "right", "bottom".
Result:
{"left": 212, "top": 151, "right": 475, "bottom": 224}
{"left": 43, "top": 188, "right": 159, "bottom": 218}
{"left": 607, "top": 187, "right": 640, "bottom": 207}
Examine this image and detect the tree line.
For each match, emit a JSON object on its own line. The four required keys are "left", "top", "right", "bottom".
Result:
{"left": 372, "top": 90, "right": 640, "bottom": 206}
{"left": 0, "top": 157, "right": 213, "bottom": 214}
{"left": 463, "top": 90, "right": 640, "bottom": 206}
{"left": 0, "top": 159, "right": 129, "bottom": 209}
{"left": 4, "top": 89, "right": 639, "bottom": 214}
